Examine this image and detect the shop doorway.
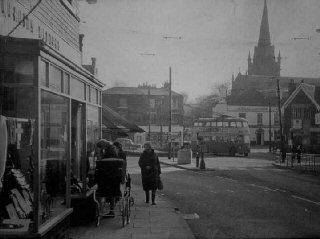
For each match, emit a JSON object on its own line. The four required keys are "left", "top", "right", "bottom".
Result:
{"left": 256, "top": 129, "right": 264, "bottom": 146}
{"left": 71, "top": 100, "right": 85, "bottom": 181}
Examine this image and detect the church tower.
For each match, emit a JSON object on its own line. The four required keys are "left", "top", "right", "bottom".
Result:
{"left": 248, "top": 0, "right": 280, "bottom": 76}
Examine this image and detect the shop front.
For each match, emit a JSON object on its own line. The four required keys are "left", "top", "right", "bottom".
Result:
{"left": 0, "top": 37, "right": 103, "bottom": 238}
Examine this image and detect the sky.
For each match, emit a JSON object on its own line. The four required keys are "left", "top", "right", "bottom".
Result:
{"left": 78, "top": 0, "right": 320, "bottom": 102}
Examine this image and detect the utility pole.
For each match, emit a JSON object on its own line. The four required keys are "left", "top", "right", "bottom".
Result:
{"left": 276, "top": 79, "right": 285, "bottom": 162}
{"left": 168, "top": 67, "right": 172, "bottom": 159}
{"left": 269, "top": 101, "right": 272, "bottom": 152}
{"left": 148, "top": 86, "right": 151, "bottom": 142}
{"left": 160, "top": 96, "right": 163, "bottom": 148}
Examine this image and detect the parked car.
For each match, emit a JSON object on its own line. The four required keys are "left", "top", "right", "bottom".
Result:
{"left": 114, "top": 138, "right": 142, "bottom": 151}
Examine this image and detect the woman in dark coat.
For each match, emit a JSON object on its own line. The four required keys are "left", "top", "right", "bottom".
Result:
{"left": 138, "top": 142, "right": 161, "bottom": 205}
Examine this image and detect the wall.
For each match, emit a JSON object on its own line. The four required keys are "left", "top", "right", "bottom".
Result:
{"left": 0, "top": 0, "right": 81, "bottom": 64}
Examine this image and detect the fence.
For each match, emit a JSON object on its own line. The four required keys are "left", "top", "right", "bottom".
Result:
{"left": 274, "top": 152, "right": 320, "bottom": 174}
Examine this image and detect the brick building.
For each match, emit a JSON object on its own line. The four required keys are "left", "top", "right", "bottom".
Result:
{"left": 103, "top": 84, "right": 184, "bottom": 148}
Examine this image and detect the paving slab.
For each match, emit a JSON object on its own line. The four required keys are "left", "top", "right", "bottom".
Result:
{"left": 69, "top": 184, "right": 195, "bottom": 239}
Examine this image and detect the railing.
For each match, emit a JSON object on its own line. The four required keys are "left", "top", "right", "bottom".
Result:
{"left": 274, "top": 152, "right": 320, "bottom": 174}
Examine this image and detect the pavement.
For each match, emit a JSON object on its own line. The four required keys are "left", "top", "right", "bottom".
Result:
{"left": 69, "top": 184, "right": 195, "bottom": 239}
{"left": 159, "top": 150, "right": 320, "bottom": 175}
{"left": 159, "top": 154, "right": 273, "bottom": 171}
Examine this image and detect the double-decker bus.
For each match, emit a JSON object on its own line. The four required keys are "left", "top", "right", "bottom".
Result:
{"left": 191, "top": 114, "right": 250, "bottom": 156}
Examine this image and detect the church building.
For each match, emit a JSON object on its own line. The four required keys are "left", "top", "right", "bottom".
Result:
{"left": 214, "top": 0, "right": 320, "bottom": 146}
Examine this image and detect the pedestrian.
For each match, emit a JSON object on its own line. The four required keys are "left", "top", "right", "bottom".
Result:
{"left": 113, "top": 141, "right": 127, "bottom": 181}
{"left": 95, "top": 139, "right": 120, "bottom": 217}
{"left": 296, "top": 144, "right": 302, "bottom": 163}
{"left": 138, "top": 142, "right": 161, "bottom": 205}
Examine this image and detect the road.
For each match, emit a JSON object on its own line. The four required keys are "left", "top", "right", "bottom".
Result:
{"left": 127, "top": 155, "right": 320, "bottom": 238}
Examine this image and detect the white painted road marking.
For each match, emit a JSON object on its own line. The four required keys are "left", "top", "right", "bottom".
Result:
{"left": 291, "top": 195, "right": 320, "bottom": 206}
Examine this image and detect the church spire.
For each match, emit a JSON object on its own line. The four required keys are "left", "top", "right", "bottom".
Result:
{"left": 258, "top": 0, "right": 271, "bottom": 47}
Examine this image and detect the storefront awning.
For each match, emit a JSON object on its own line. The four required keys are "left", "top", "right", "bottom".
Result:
{"left": 101, "top": 104, "right": 144, "bottom": 133}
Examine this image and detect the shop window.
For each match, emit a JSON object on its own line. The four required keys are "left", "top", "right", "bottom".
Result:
{"left": 63, "top": 72, "right": 70, "bottom": 94}
{"left": 86, "top": 84, "right": 90, "bottom": 102}
{"left": 49, "top": 65, "right": 62, "bottom": 92}
{"left": 40, "top": 91, "right": 69, "bottom": 224}
{"left": 90, "top": 86, "right": 96, "bottom": 104}
{"left": 70, "top": 76, "right": 85, "bottom": 100}
{"left": 0, "top": 56, "right": 35, "bottom": 117}
{"left": 40, "top": 60, "right": 48, "bottom": 87}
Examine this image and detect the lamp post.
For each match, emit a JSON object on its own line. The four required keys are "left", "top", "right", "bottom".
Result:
{"left": 269, "top": 101, "right": 272, "bottom": 152}
{"left": 168, "top": 67, "right": 172, "bottom": 160}
{"left": 148, "top": 86, "right": 151, "bottom": 142}
{"left": 276, "top": 78, "right": 285, "bottom": 163}
{"left": 160, "top": 96, "right": 164, "bottom": 148}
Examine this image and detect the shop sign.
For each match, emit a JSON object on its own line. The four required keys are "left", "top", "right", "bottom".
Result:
{"left": 315, "top": 113, "right": 320, "bottom": 125}
{"left": 292, "top": 119, "right": 302, "bottom": 129}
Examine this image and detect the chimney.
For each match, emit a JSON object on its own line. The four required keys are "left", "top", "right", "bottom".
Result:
{"left": 91, "top": 57, "right": 96, "bottom": 75}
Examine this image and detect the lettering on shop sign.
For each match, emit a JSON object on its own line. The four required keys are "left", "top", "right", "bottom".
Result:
{"left": 2, "top": 0, "right": 60, "bottom": 51}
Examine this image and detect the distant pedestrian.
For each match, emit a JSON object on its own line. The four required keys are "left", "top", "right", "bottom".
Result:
{"left": 138, "top": 142, "right": 161, "bottom": 205}
{"left": 297, "top": 144, "right": 302, "bottom": 163}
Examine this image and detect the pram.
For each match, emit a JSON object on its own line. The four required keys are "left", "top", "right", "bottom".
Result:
{"left": 93, "top": 157, "right": 134, "bottom": 227}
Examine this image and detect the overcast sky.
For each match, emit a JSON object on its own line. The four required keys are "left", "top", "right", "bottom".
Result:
{"left": 79, "top": 0, "right": 320, "bottom": 102}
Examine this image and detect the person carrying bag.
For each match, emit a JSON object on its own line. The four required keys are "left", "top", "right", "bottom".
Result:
{"left": 138, "top": 142, "right": 161, "bottom": 205}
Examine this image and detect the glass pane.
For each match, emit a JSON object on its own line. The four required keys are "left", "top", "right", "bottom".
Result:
{"left": 49, "top": 65, "right": 62, "bottom": 92}
{"left": 2, "top": 56, "right": 34, "bottom": 85}
{"left": 0, "top": 56, "right": 35, "bottom": 232}
{"left": 39, "top": 60, "right": 48, "bottom": 87}
{"left": 70, "top": 76, "right": 85, "bottom": 100}
{"left": 63, "top": 73, "right": 70, "bottom": 95}
{"left": 87, "top": 105, "right": 100, "bottom": 171}
{"left": 90, "top": 87, "right": 96, "bottom": 104}
{"left": 86, "top": 85, "right": 90, "bottom": 102}
{"left": 40, "top": 91, "right": 69, "bottom": 224}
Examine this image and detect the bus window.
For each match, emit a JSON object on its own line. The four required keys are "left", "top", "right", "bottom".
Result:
{"left": 194, "top": 122, "right": 198, "bottom": 126}
{"left": 199, "top": 122, "right": 203, "bottom": 127}
{"left": 217, "top": 122, "right": 222, "bottom": 127}
{"left": 211, "top": 121, "right": 217, "bottom": 127}
{"left": 244, "top": 135, "right": 250, "bottom": 143}
{"left": 230, "top": 122, "right": 236, "bottom": 127}
{"left": 243, "top": 122, "right": 248, "bottom": 127}
{"left": 223, "top": 122, "right": 229, "bottom": 127}
{"left": 205, "top": 121, "right": 211, "bottom": 127}
{"left": 236, "top": 122, "right": 242, "bottom": 128}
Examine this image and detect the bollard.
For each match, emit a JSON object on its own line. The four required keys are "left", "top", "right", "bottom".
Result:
{"left": 196, "top": 154, "right": 199, "bottom": 168}
{"left": 200, "top": 152, "right": 205, "bottom": 170}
